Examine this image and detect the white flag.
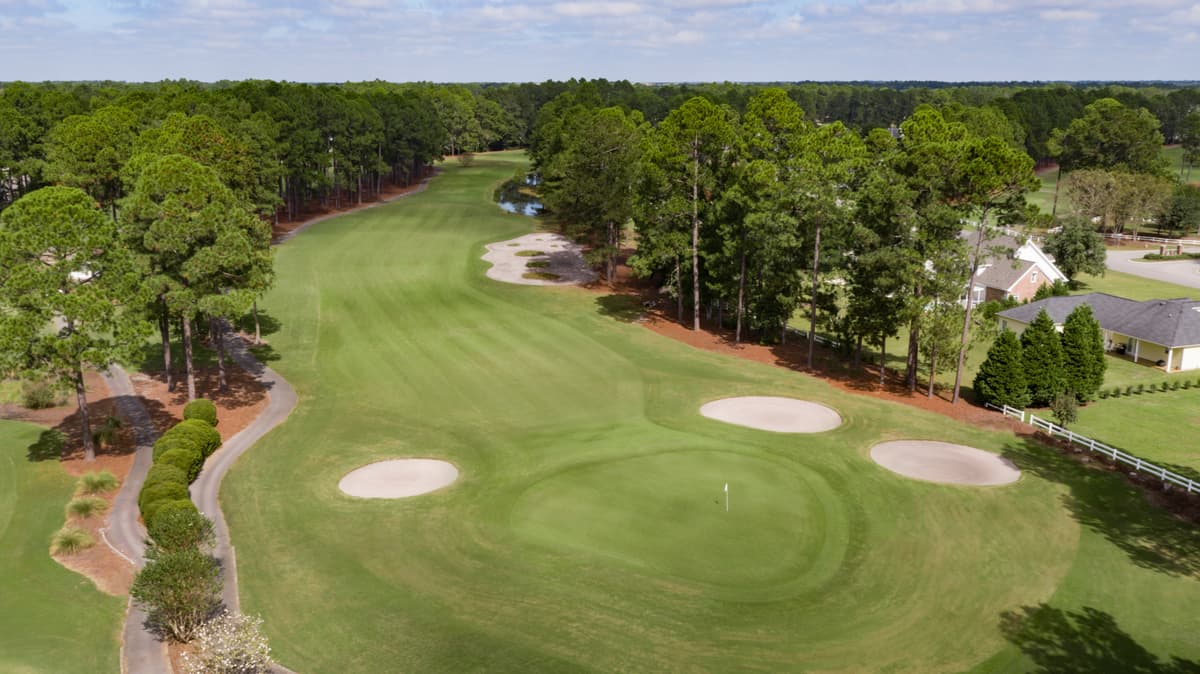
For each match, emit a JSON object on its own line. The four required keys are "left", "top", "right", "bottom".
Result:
{"left": 724, "top": 482, "right": 728, "bottom": 493}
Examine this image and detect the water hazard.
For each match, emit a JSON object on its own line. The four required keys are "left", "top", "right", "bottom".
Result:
{"left": 496, "top": 173, "right": 543, "bottom": 216}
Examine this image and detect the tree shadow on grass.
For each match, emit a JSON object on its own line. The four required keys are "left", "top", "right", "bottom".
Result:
{"left": 1000, "top": 604, "right": 1200, "bottom": 674}
{"left": 595, "top": 294, "right": 644, "bottom": 323}
{"left": 1001, "top": 437, "right": 1200, "bottom": 577}
{"left": 235, "top": 308, "right": 282, "bottom": 340}
{"left": 27, "top": 428, "right": 66, "bottom": 461}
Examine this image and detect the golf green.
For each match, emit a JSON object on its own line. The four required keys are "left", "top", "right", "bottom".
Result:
{"left": 223, "top": 151, "right": 1200, "bottom": 673}
{"left": 511, "top": 450, "right": 841, "bottom": 590}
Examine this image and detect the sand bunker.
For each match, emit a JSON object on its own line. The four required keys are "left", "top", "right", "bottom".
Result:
{"left": 700, "top": 396, "right": 842, "bottom": 433}
{"left": 338, "top": 459, "right": 459, "bottom": 498}
{"left": 870, "top": 441, "right": 1020, "bottom": 486}
{"left": 482, "top": 233, "right": 597, "bottom": 286}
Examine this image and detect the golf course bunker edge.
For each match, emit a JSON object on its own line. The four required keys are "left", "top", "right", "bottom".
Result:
{"left": 338, "top": 459, "right": 459, "bottom": 498}
{"left": 870, "top": 440, "right": 1021, "bottom": 486}
{"left": 700, "top": 396, "right": 843, "bottom": 433}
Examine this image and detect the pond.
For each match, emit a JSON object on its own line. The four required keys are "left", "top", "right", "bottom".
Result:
{"left": 496, "top": 174, "right": 543, "bottom": 217}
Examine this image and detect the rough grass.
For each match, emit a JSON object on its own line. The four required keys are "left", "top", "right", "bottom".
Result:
{"left": 49, "top": 526, "right": 95, "bottom": 554}
{"left": 225, "top": 151, "right": 1200, "bottom": 673}
{"left": 522, "top": 271, "right": 560, "bottom": 281}
{"left": 78, "top": 470, "right": 120, "bottom": 495}
{"left": 0, "top": 420, "right": 123, "bottom": 672}
{"left": 515, "top": 249, "right": 544, "bottom": 257}
{"left": 65, "top": 496, "right": 109, "bottom": 519}
{"left": 1073, "top": 388, "right": 1200, "bottom": 474}
{"left": 525, "top": 260, "right": 550, "bottom": 268}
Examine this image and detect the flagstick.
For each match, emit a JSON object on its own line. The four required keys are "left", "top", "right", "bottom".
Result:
{"left": 724, "top": 482, "right": 729, "bottom": 513}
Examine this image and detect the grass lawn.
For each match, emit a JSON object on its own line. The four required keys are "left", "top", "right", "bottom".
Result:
{"left": 225, "top": 151, "right": 1200, "bottom": 673}
{"left": 0, "top": 379, "right": 21, "bottom": 405}
{"left": 0, "top": 420, "right": 124, "bottom": 673}
{"left": 1027, "top": 146, "right": 1193, "bottom": 215}
{"left": 1072, "top": 389, "right": 1200, "bottom": 476}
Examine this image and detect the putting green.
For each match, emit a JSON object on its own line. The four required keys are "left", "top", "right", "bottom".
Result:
{"left": 224, "top": 151, "right": 1200, "bottom": 673}
{"left": 512, "top": 450, "right": 843, "bottom": 590}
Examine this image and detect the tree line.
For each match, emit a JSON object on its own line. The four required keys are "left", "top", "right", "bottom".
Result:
{"left": 532, "top": 87, "right": 1197, "bottom": 403}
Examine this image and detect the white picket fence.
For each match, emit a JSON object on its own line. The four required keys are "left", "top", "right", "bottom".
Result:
{"left": 1106, "top": 232, "right": 1200, "bottom": 248}
{"left": 987, "top": 403, "right": 1199, "bottom": 494}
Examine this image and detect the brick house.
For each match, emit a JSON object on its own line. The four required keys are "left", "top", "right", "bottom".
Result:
{"left": 962, "top": 231, "right": 1067, "bottom": 304}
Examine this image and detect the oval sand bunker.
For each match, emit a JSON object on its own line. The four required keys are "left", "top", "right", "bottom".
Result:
{"left": 700, "top": 396, "right": 842, "bottom": 433}
{"left": 338, "top": 459, "right": 459, "bottom": 498}
{"left": 870, "top": 440, "right": 1020, "bottom": 486}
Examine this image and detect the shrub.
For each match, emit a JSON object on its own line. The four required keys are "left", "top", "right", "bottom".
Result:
{"left": 131, "top": 549, "right": 222, "bottom": 642}
{"left": 143, "top": 463, "right": 189, "bottom": 492}
{"left": 148, "top": 508, "right": 214, "bottom": 555}
{"left": 1051, "top": 391, "right": 1079, "bottom": 428}
{"left": 1171, "top": 380, "right": 1180, "bottom": 391}
{"left": 181, "top": 611, "right": 272, "bottom": 674}
{"left": 78, "top": 470, "right": 120, "bottom": 494}
{"left": 21, "top": 380, "right": 60, "bottom": 409}
{"left": 1125, "top": 385, "right": 1134, "bottom": 395}
{"left": 162, "top": 419, "right": 222, "bottom": 459}
{"left": 158, "top": 447, "right": 203, "bottom": 482}
{"left": 154, "top": 435, "right": 199, "bottom": 462}
{"left": 139, "top": 481, "right": 190, "bottom": 518}
{"left": 1098, "top": 390, "right": 1108, "bottom": 399}
{"left": 50, "top": 526, "right": 95, "bottom": 555}
{"left": 148, "top": 499, "right": 200, "bottom": 534}
{"left": 1110, "top": 387, "right": 1122, "bottom": 398}
{"left": 1161, "top": 381, "right": 1171, "bottom": 392}
{"left": 183, "top": 399, "right": 218, "bottom": 427}
{"left": 1185, "top": 380, "right": 1193, "bottom": 390}
{"left": 1136, "top": 384, "right": 1145, "bottom": 394}
{"left": 66, "top": 496, "right": 110, "bottom": 519}
{"left": 91, "top": 415, "right": 123, "bottom": 449}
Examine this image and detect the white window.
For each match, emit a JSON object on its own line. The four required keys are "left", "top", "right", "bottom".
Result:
{"left": 1031, "top": 270, "right": 1039, "bottom": 283}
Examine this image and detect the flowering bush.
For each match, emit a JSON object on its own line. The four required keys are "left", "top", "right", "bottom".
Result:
{"left": 181, "top": 611, "right": 272, "bottom": 673}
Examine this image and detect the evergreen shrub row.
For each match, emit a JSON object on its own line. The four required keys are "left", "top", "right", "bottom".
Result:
{"left": 137, "top": 400, "right": 220, "bottom": 528}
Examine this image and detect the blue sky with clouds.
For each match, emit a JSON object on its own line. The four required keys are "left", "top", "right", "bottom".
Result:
{"left": 2, "top": 0, "right": 1194, "bottom": 82}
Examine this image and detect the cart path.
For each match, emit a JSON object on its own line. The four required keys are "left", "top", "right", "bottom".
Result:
{"left": 101, "top": 365, "right": 169, "bottom": 674}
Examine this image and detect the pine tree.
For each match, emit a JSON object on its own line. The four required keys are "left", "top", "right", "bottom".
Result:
{"left": 1021, "top": 309, "right": 1066, "bottom": 406}
{"left": 973, "top": 329, "right": 1030, "bottom": 408}
{"left": 1060, "top": 304, "right": 1107, "bottom": 402}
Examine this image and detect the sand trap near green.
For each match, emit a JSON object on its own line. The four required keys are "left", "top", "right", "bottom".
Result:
{"left": 338, "top": 459, "right": 459, "bottom": 498}
{"left": 870, "top": 440, "right": 1020, "bottom": 486}
{"left": 700, "top": 396, "right": 842, "bottom": 433}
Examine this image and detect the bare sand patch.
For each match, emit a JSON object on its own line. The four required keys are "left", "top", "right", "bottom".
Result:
{"left": 870, "top": 440, "right": 1020, "bottom": 486}
{"left": 483, "top": 233, "right": 597, "bottom": 286}
{"left": 338, "top": 459, "right": 459, "bottom": 498}
{"left": 700, "top": 396, "right": 842, "bottom": 433}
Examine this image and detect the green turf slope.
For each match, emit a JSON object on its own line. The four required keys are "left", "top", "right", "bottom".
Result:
{"left": 225, "top": 152, "right": 1200, "bottom": 673}
{"left": 0, "top": 420, "right": 123, "bottom": 673}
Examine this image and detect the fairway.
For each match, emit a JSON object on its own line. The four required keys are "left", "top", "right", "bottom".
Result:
{"left": 0, "top": 420, "right": 123, "bottom": 673}
{"left": 224, "top": 152, "right": 1200, "bottom": 672}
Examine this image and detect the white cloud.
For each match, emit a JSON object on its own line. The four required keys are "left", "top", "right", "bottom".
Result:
{"left": 1039, "top": 8, "right": 1100, "bottom": 20}
{"left": 551, "top": 1, "right": 644, "bottom": 17}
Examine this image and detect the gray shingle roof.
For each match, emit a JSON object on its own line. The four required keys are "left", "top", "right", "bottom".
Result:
{"left": 974, "top": 259, "right": 1035, "bottom": 293}
{"left": 998, "top": 293, "right": 1200, "bottom": 348}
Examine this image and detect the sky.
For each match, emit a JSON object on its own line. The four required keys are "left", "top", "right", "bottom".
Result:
{"left": 1, "top": 0, "right": 1196, "bottom": 82}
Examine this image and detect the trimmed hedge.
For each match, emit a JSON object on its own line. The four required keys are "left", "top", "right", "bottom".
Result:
{"left": 183, "top": 398, "right": 218, "bottom": 427}
{"left": 143, "top": 463, "right": 188, "bottom": 493}
{"left": 158, "top": 447, "right": 203, "bottom": 483}
{"left": 162, "top": 419, "right": 222, "bottom": 459}
{"left": 153, "top": 435, "right": 198, "bottom": 462}
{"left": 138, "top": 481, "right": 190, "bottom": 519}
{"left": 148, "top": 499, "right": 200, "bottom": 531}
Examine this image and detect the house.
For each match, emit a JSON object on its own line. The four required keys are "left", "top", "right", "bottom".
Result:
{"left": 962, "top": 231, "right": 1067, "bottom": 304}
{"left": 997, "top": 293, "right": 1200, "bottom": 371}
